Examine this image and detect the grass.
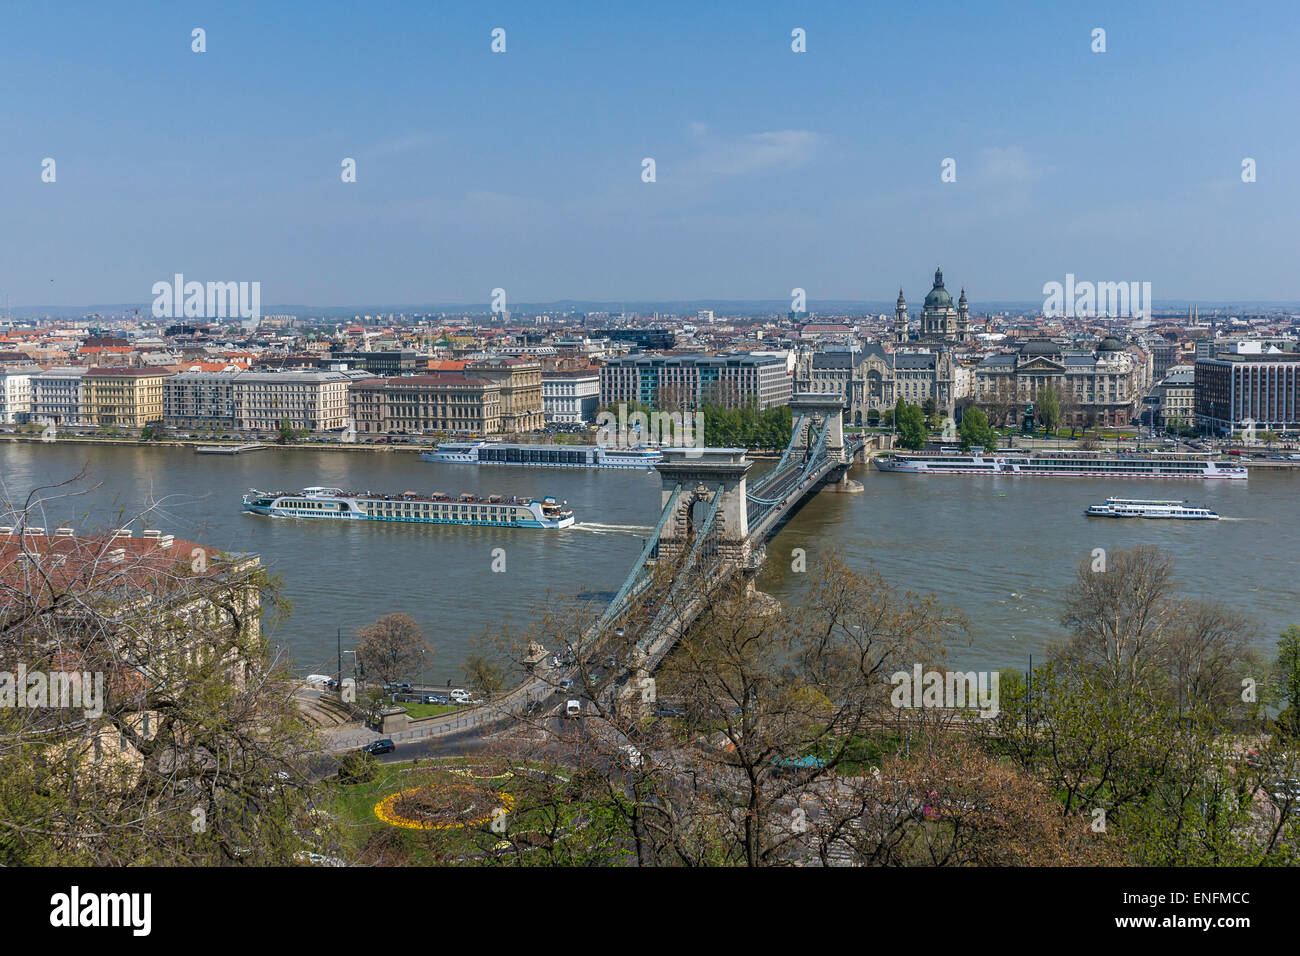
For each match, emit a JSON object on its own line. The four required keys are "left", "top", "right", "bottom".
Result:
{"left": 401, "top": 702, "right": 458, "bottom": 719}
{"left": 326, "top": 758, "right": 596, "bottom": 864}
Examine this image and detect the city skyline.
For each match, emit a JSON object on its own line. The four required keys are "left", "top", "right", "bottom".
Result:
{"left": 3, "top": 0, "right": 1299, "bottom": 307}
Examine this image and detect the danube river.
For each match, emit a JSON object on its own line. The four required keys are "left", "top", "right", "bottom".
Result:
{"left": 2, "top": 441, "right": 1296, "bottom": 676}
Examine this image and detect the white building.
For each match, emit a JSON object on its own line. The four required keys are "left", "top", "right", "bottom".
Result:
{"left": 29, "top": 367, "right": 87, "bottom": 425}
{"left": 0, "top": 369, "right": 32, "bottom": 424}
{"left": 543, "top": 369, "right": 600, "bottom": 423}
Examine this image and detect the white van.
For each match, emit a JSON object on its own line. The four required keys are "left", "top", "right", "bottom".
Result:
{"left": 564, "top": 698, "right": 582, "bottom": 718}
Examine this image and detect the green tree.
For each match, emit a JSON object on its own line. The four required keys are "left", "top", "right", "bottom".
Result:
{"left": 894, "top": 398, "right": 927, "bottom": 450}
{"left": 1275, "top": 626, "right": 1300, "bottom": 738}
{"left": 277, "top": 418, "right": 299, "bottom": 443}
{"left": 957, "top": 406, "right": 998, "bottom": 452}
{"left": 1038, "top": 386, "right": 1061, "bottom": 434}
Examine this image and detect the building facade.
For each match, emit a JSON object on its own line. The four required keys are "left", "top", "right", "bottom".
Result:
{"left": 232, "top": 370, "right": 352, "bottom": 432}
{"left": 896, "top": 267, "right": 972, "bottom": 344}
{"left": 0, "top": 369, "right": 32, "bottom": 424}
{"left": 466, "top": 357, "right": 544, "bottom": 432}
{"left": 348, "top": 375, "right": 502, "bottom": 435}
{"left": 29, "top": 368, "right": 87, "bottom": 425}
{"left": 600, "top": 353, "right": 792, "bottom": 411}
{"left": 1154, "top": 365, "right": 1195, "bottom": 428}
{"left": 974, "top": 338, "right": 1143, "bottom": 427}
{"left": 543, "top": 369, "right": 600, "bottom": 423}
{"left": 1195, "top": 350, "right": 1300, "bottom": 436}
{"left": 793, "top": 345, "right": 957, "bottom": 424}
{"left": 163, "top": 371, "right": 238, "bottom": 430}
{"left": 82, "top": 368, "right": 167, "bottom": 428}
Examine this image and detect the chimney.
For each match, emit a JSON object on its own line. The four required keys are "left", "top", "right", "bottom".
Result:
{"left": 142, "top": 529, "right": 162, "bottom": 539}
{"left": 157, "top": 534, "right": 174, "bottom": 549}
{"left": 112, "top": 528, "right": 133, "bottom": 539}
{"left": 107, "top": 547, "right": 126, "bottom": 564}
{"left": 55, "top": 527, "right": 75, "bottom": 537}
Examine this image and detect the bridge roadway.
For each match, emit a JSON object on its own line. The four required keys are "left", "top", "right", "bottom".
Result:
{"left": 353, "top": 403, "right": 865, "bottom": 746}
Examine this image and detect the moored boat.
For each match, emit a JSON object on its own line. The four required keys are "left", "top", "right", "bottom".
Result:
{"left": 873, "top": 449, "right": 1246, "bottom": 479}
{"left": 422, "top": 440, "right": 662, "bottom": 469}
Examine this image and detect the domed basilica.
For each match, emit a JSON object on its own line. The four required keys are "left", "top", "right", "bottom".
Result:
{"left": 895, "top": 266, "right": 972, "bottom": 344}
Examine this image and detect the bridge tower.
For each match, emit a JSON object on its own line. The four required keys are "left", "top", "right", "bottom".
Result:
{"left": 789, "top": 393, "right": 847, "bottom": 463}
{"left": 653, "top": 448, "right": 754, "bottom": 566}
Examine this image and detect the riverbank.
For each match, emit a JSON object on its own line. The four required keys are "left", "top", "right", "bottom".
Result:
{"left": 0, "top": 434, "right": 787, "bottom": 459}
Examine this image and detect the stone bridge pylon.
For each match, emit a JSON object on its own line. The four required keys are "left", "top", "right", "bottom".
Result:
{"left": 789, "top": 393, "right": 848, "bottom": 463}
{"left": 653, "top": 448, "right": 754, "bottom": 567}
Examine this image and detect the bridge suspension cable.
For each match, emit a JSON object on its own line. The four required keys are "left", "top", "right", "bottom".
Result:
{"left": 599, "top": 483, "right": 682, "bottom": 627}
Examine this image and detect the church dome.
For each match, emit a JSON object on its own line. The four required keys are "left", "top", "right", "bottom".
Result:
{"left": 1098, "top": 336, "right": 1124, "bottom": 352}
{"left": 924, "top": 266, "right": 953, "bottom": 310}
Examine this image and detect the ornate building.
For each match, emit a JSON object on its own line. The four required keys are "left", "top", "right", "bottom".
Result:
{"left": 794, "top": 344, "right": 957, "bottom": 425}
{"left": 897, "top": 267, "right": 971, "bottom": 344}
{"left": 974, "top": 338, "right": 1144, "bottom": 427}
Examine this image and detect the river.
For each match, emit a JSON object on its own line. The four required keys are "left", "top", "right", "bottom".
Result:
{"left": 2, "top": 441, "right": 1295, "bottom": 677}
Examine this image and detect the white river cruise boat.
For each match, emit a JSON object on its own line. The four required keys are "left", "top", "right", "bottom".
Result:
{"left": 241, "top": 487, "right": 575, "bottom": 529}
{"left": 873, "top": 449, "right": 1247, "bottom": 480}
{"left": 422, "top": 440, "right": 662, "bottom": 469}
{"left": 1084, "top": 497, "right": 1220, "bottom": 520}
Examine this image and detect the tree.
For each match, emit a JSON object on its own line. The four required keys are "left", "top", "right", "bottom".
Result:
{"left": 277, "top": 418, "right": 299, "bottom": 443}
{"left": 1275, "top": 626, "right": 1300, "bottom": 738}
{"left": 463, "top": 653, "right": 506, "bottom": 699}
{"left": 957, "top": 406, "right": 998, "bottom": 452}
{"left": 1037, "top": 386, "right": 1061, "bottom": 434}
{"left": 0, "top": 477, "right": 320, "bottom": 865}
{"left": 355, "top": 613, "right": 430, "bottom": 687}
{"left": 894, "top": 398, "right": 927, "bottom": 450}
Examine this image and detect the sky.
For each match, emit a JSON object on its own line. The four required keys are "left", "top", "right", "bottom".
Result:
{"left": 2, "top": 0, "right": 1298, "bottom": 310}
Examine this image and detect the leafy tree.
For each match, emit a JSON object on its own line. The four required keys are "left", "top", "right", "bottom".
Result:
{"left": 957, "top": 406, "right": 998, "bottom": 452}
{"left": 1275, "top": 626, "right": 1300, "bottom": 738}
{"left": 1037, "top": 386, "right": 1061, "bottom": 434}
{"left": 277, "top": 418, "right": 300, "bottom": 443}
{"left": 463, "top": 653, "right": 506, "bottom": 700}
{"left": 893, "top": 398, "right": 927, "bottom": 450}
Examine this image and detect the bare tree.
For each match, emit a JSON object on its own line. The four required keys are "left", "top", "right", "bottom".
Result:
{"left": 355, "top": 612, "right": 430, "bottom": 687}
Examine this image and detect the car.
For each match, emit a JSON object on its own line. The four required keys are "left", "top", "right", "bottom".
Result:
{"left": 557, "top": 677, "right": 574, "bottom": 693}
{"left": 449, "top": 688, "right": 472, "bottom": 704}
{"left": 655, "top": 702, "right": 686, "bottom": 718}
{"left": 362, "top": 738, "right": 395, "bottom": 755}
{"left": 422, "top": 693, "right": 450, "bottom": 705}
{"left": 520, "top": 699, "right": 547, "bottom": 717}
{"left": 564, "top": 698, "right": 582, "bottom": 718}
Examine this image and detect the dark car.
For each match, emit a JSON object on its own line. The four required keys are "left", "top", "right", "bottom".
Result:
{"left": 362, "top": 738, "right": 395, "bottom": 755}
{"left": 520, "top": 699, "right": 547, "bottom": 717}
{"left": 422, "top": 693, "right": 450, "bottom": 705}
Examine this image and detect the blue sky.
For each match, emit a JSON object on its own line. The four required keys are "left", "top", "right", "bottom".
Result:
{"left": 2, "top": 0, "right": 1297, "bottom": 308}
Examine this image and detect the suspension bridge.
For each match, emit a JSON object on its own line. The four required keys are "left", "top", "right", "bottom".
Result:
{"left": 598, "top": 393, "right": 866, "bottom": 674}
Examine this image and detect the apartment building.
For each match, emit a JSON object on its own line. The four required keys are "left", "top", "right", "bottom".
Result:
{"left": 29, "top": 367, "right": 87, "bottom": 425}
{"left": 0, "top": 368, "right": 32, "bottom": 424}
{"left": 163, "top": 371, "right": 237, "bottom": 430}
{"left": 600, "top": 353, "right": 791, "bottom": 411}
{"left": 1154, "top": 365, "right": 1195, "bottom": 428}
{"left": 82, "top": 368, "right": 167, "bottom": 428}
{"left": 232, "top": 370, "right": 352, "bottom": 432}
{"left": 348, "top": 374, "right": 501, "bottom": 435}
{"left": 974, "top": 338, "right": 1143, "bottom": 427}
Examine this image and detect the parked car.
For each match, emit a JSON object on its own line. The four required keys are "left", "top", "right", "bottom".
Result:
{"left": 363, "top": 738, "right": 395, "bottom": 755}
{"left": 449, "top": 688, "right": 472, "bottom": 704}
{"left": 422, "top": 693, "right": 450, "bottom": 705}
{"left": 564, "top": 698, "right": 582, "bottom": 718}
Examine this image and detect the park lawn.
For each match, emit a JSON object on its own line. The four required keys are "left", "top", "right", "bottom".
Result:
{"left": 401, "top": 702, "right": 458, "bottom": 719}
{"left": 326, "top": 758, "right": 596, "bottom": 864}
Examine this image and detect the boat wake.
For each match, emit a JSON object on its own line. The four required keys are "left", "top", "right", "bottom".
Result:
{"left": 574, "top": 522, "right": 654, "bottom": 536}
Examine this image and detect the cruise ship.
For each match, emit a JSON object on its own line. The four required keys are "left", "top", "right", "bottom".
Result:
{"left": 873, "top": 449, "right": 1247, "bottom": 479}
{"left": 241, "top": 487, "right": 575, "bottom": 528}
{"left": 422, "top": 440, "right": 662, "bottom": 469}
{"left": 1085, "top": 497, "right": 1221, "bottom": 520}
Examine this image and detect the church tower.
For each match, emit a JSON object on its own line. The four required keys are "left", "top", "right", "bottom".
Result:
{"left": 957, "top": 287, "right": 970, "bottom": 342}
{"left": 895, "top": 288, "right": 909, "bottom": 343}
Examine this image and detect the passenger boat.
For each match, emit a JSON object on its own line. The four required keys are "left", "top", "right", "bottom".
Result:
{"left": 873, "top": 449, "right": 1246, "bottom": 479}
{"left": 1084, "top": 497, "right": 1220, "bottom": 520}
{"left": 422, "top": 440, "right": 662, "bottom": 469}
{"left": 240, "top": 486, "right": 575, "bottom": 528}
